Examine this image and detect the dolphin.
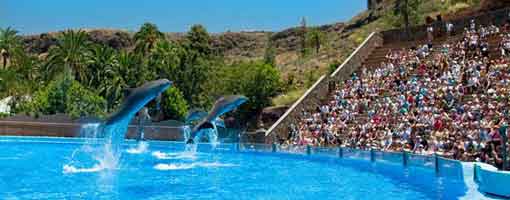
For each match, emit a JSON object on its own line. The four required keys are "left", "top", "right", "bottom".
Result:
{"left": 105, "top": 79, "right": 172, "bottom": 126}
{"left": 85, "top": 79, "right": 171, "bottom": 159}
{"left": 186, "top": 95, "right": 248, "bottom": 144}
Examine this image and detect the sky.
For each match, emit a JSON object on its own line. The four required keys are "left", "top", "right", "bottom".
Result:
{"left": 1, "top": 0, "right": 366, "bottom": 35}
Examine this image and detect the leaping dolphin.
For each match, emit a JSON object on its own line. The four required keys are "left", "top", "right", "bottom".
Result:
{"left": 102, "top": 79, "right": 171, "bottom": 146}
{"left": 73, "top": 79, "right": 172, "bottom": 169}
{"left": 186, "top": 95, "right": 248, "bottom": 144}
{"left": 105, "top": 79, "right": 172, "bottom": 126}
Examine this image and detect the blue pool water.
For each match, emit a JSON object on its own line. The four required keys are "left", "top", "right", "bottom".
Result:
{"left": 0, "top": 136, "right": 494, "bottom": 199}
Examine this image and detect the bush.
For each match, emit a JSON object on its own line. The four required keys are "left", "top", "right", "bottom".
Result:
{"left": 21, "top": 75, "right": 106, "bottom": 119}
{"left": 217, "top": 61, "right": 282, "bottom": 124}
{"left": 65, "top": 81, "right": 107, "bottom": 118}
{"left": 328, "top": 60, "right": 342, "bottom": 75}
{"left": 161, "top": 87, "right": 189, "bottom": 121}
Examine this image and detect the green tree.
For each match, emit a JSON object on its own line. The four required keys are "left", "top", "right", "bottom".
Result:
{"left": 85, "top": 46, "right": 132, "bottom": 111}
{"left": 161, "top": 87, "right": 189, "bottom": 121}
{"left": 0, "top": 27, "right": 23, "bottom": 69}
{"left": 186, "top": 24, "right": 212, "bottom": 56}
{"left": 134, "top": 23, "right": 165, "bottom": 55}
{"left": 45, "top": 30, "right": 91, "bottom": 82}
{"left": 394, "top": 0, "right": 421, "bottom": 38}
{"left": 117, "top": 50, "right": 153, "bottom": 87}
{"left": 65, "top": 80, "right": 107, "bottom": 118}
{"left": 307, "top": 29, "right": 325, "bottom": 54}
{"left": 171, "top": 25, "right": 214, "bottom": 108}
{"left": 263, "top": 34, "right": 277, "bottom": 66}
{"left": 149, "top": 39, "right": 182, "bottom": 79}
{"left": 242, "top": 62, "right": 281, "bottom": 111}
{"left": 15, "top": 53, "right": 41, "bottom": 83}
{"left": 22, "top": 75, "right": 106, "bottom": 118}
{"left": 0, "top": 69, "right": 25, "bottom": 98}
{"left": 99, "top": 75, "right": 126, "bottom": 112}
{"left": 177, "top": 52, "right": 212, "bottom": 108}
{"left": 219, "top": 61, "right": 282, "bottom": 124}
{"left": 86, "top": 45, "right": 118, "bottom": 88}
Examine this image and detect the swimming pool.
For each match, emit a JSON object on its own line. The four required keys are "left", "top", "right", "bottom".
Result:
{"left": 0, "top": 136, "right": 495, "bottom": 199}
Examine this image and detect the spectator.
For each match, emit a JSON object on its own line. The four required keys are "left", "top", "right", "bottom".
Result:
{"left": 289, "top": 22, "right": 510, "bottom": 170}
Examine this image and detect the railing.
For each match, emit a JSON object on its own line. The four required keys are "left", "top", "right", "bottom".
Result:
{"left": 381, "top": 7, "right": 510, "bottom": 43}
{"left": 264, "top": 32, "right": 383, "bottom": 142}
{"left": 236, "top": 143, "right": 464, "bottom": 178}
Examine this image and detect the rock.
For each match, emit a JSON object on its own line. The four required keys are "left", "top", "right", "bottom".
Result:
{"left": 211, "top": 31, "right": 268, "bottom": 58}
{"left": 22, "top": 29, "right": 133, "bottom": 54}
{"left": 258, "top": 106, "right": 289, "bottom": 129}
{"left": 86, "top": 30, "right": 133, "bottom": 50}
{"left": 23, "top": 33, "right": 58, "bottom": 54}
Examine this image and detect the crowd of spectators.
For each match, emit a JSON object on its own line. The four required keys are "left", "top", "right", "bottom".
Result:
{"left": 286, "top": 20, "right": 510, "bottom": 169}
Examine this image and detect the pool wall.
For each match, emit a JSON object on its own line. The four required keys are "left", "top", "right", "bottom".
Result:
{"left": 474, "top": 163, "right": 510, "bottom": 197}
{"left": 0, "top": 121, "right": 183, "bottom": 140}
{"left": 236, "top": 143, "right": 510, "bottom": 198}
{"left": 236, "top": 143, "right": 465, "bottom": 179}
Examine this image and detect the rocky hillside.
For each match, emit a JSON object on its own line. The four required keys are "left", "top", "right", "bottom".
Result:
{"left": 20, "top": 0, "right": 510, "bottom": 109}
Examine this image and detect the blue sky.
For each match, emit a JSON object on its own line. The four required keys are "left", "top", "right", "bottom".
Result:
{"left": 1, "top": 0, "right": 366, "bottom": 35}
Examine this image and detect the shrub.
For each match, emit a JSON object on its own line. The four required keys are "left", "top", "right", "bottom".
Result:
{"left": 161, "top": 87, "right": 189, "bottom": 121}
{"left": 21, "top": 75, "right": 106, "bottom": 119}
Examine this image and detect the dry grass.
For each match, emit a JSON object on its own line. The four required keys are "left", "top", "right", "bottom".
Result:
{"left": 272, "top": 88, "right": 306, "bottom": 106}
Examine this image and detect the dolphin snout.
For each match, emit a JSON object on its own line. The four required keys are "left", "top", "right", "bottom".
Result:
{"left": 161, "top": 79, "right": 172, "bottom": 86}
{"left": 237, "top": 95, "right": 248, "bottom": 104}
{"left": 159, "top": 79, "right": 172, "bottom": 91}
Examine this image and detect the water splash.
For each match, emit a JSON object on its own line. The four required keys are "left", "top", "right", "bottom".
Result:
{"left": 63, "top": 79, "right": 171, "bottom": 174}
{"left": 63, "top": 123, "right": 124, "bottom": 174}
{"left": 63, "top": 163, "right": 105, "bottom": 174}
{"left": 153, "top": 162, "right": 237, "bottom": 171}
{"left": 152, "top": 151, "right": 197, "bottom": 160}
{"left": 183, "top": 123, "right": 220, "bottom": 152}
{"left": 126, "top": 141, "right": 149, "bottom": 154}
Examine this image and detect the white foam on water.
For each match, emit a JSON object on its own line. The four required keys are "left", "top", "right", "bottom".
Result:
{"left": 152, "top": 151, "right": 197, "bottom": 160}
{"left": 63, "top": 143, "right": 119, "bottom": 174}
{"left": 154, "top": 163, "right": 195, "bottom": 170}
{"left": 63, "top": 164, "right": 104, "bottom": 174}
{"left": 126, "top": 141, "right": 149, "bottom": 154}
{"left": 154, "top": 162, "right": 237, "bottom": 171}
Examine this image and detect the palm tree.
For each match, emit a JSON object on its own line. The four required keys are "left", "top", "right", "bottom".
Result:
{"left": 86, "top": 45, "right": 127, "bottom": 111}
{"left": 86, "top": 45, "right": 118, "bottom": 88}
{"left": 15, "top": 53, "right": 41, "bottom": 84}
{"left": 150, "top": 39, "right": 181, "bottom": 79}
{"left": 117, "top": 50, "right": 140, "bottom": 86}
{"left": 0, "top": 27, "right": 22, "bottom": 69}
{"left": 45, "top": 30, "right": 90, "bottom": 82}
{"left": 134, "top": 23, "right": 164, "bottom": 55}
{"left": 98, "top": 75, "right": 126, "bottom": 112}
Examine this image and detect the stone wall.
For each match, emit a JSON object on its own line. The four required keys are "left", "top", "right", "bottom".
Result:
{"left": 381, "top": 7, "right": 510, "bottom": 43}
{"left": 264, "top": 32, "right": 383, "bottom": 143}
{"left": 0, "top": 121, "right": 184, "bottom": 140}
